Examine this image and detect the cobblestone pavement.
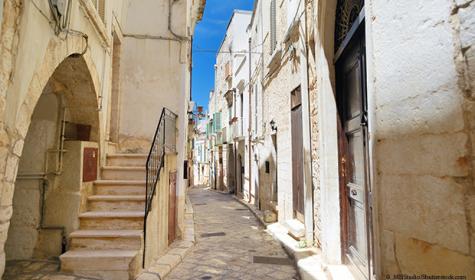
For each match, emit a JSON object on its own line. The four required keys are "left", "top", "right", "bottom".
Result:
{"left": 3, "top": 259, "right": 98, "bottom": 280}
{"left": 166, "top": 187, "right": 299, "bottom": 280}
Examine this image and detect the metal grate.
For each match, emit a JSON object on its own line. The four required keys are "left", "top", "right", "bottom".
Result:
{"left": 335, "top": 0, "right": 364, "bottom": 50}
{"left": 200, "top": 232, "right": 226, "bottom": 238}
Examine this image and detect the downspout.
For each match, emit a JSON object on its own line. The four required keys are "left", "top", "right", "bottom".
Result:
{"left": 248, "top": 38, "right": 252, "bottom": 204}
{"left": 168, "top": 0, "right": 190, "bottom": 65}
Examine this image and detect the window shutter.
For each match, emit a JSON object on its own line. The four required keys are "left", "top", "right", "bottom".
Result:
{"left": 216, "top": 112, "right": 222, "bottom": 131}
{"left": 270, "top": 0, "right": 277, "bottom": 52}
{"left": 98, "top": 0, "right": 106, "bottom": 22}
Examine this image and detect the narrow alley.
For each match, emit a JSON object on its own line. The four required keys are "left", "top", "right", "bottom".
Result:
{"left": 1, "top": 0, "right": 475, "bottom": 279}
{"left": 166, "top": 187, "right": 298, "bottom": 280}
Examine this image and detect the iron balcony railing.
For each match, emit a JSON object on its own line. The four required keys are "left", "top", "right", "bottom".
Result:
{"left": 143, "top": 107, "right": 177, "bottom": 267}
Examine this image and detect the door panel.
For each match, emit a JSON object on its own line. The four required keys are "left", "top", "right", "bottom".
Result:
{"left": 168, "top": 171, "right": 177, "bottom": 245}
{"left": 336, "top": 26, "right": 372, "bottom": 278}
{"left": 292, "top": 103, "right": 304, "bottom": 221}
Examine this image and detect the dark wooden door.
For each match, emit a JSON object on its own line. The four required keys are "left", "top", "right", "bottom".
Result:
{"left": 168, "top": 171, "right": 177, "bottom": 245}
{"left": 218, "top": 146, "right": 223, "bottom": 190}
{"left": 336, "top": 26, "right": 371, "bottom": 278}
{"left": 291, "top": 87, "right": 304, "bottom": 222}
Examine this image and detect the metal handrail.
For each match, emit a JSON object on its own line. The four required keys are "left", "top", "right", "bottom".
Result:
{"left": 143, "top": 107, "right": 177, "bottom": 267}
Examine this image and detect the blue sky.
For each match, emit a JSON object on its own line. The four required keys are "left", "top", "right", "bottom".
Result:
{"left": 192, "top": 0, "right": 255, "bottom": 110}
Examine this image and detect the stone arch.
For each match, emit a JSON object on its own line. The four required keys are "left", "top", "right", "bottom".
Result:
{"left": 0, "top": 35, "right": 102, "bottom": 276}
{"left": 15, "top": 35, "right": 101, "bottom": 141}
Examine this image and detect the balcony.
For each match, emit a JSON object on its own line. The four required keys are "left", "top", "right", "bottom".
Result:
{"left": 230, "top": 118, "right": 241, "bottom": 140}
{"left": 224, "top": 88, "right": 234, "bottom": 106}
{"left": 225, "top": 62, "right": 232, "bottom": 81}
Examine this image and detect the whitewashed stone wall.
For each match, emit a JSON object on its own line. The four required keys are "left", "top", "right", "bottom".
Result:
{"left": 370, "top": 0, "right": 475, "bottom": 276}
{"left": 312, "top": 0, "right": 475, "bottom": 277}
{"left": 0, "top": 0, "right": 128, "bottom": 276}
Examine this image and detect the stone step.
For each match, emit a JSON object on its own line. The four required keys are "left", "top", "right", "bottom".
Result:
{"left": 88, "top": 195, "right": 145, "bottom": 211}
{"left": 106, "top": 153, "right": 148, "bottom": 167}
{"left": 69, "top": 230, "right": 143, "bottom": 251}
{"left": 94, "top": 180, "right": 146, "bottom": 196}
{"left": 79, "top": 211, "right": 144, "bottom": 230}
{"left": 102, "top": 166, "right": 146, "bottom": 180}
{"left": 60, "top": 249, "right": 139, "bottom": 280}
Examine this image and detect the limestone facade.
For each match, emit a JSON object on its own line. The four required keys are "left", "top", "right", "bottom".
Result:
{"left": 207, "top": 10, "right": 252, "bottom": 195}
{"left": 202, "top": 0, "right": 475, "bottom": 279}
{"left": 0, "top": 0, "right": 204, "bottom": 278}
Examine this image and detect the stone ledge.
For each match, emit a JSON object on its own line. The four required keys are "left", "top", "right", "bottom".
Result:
{"left": 135, "top": 195, "right": 196, "bottom": 280}
{"left": 266, "top": 223, "right": 355, "bottom": 280}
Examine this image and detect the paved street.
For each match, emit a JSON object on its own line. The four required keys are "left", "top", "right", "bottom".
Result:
{"left": 166, "top": 186, "right": 299, "bottom": 280}
{"left": 3, "top": 260, "right": 96, "bottom": 280}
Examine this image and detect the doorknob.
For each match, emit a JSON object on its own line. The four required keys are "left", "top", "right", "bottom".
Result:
{"left": 351, "top": 190, "right": 357, "bottom": 196}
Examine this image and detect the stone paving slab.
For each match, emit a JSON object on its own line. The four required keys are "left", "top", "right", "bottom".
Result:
{"left": 3, "top": 259, "right": 100, "bottom": 280}
{"left": 165, "top": 187, "right": 300, "bottom": 280}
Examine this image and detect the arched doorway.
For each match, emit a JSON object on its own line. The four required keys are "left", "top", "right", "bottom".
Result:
{"left": 334, "top": 0, "right": 374, "bottom": 279}
{"left": 4, "top": 55, "right": 99, "bottom": 276}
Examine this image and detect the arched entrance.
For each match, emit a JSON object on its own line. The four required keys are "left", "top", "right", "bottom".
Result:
{"left": 3, "top": 54, "right": 100, "bottom": 276}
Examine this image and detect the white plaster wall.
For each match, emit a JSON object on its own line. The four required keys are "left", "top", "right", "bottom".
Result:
{"left": 119, "top": 0, "right": 189, "bottom": 152}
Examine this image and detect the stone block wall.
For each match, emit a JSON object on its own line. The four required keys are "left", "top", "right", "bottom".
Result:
{"left": 369, "top": 0, "right": 475, "bottom": 276}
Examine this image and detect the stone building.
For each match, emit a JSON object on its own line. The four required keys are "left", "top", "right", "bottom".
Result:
{"left": 0, "top": 0, "right": 204, "bottom": 279}
{"left": 192, "top": 118, "right": 209, "bottom": 186}
{"left": 208, "top": 0, "right": 475, "bottom": 279}
{"left": 308, "top": 0, "right": 475, "bottom": 278}
{"left": 207, "top": 10, "right": 252, "bottom": 194}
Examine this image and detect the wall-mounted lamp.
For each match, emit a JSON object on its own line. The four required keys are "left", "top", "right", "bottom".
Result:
{"left": 270, "top": 119, "right": 277, "bottom": 132}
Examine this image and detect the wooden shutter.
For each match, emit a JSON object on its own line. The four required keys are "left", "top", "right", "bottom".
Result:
{"left": 98, "top": 0, "right": 106, "bottom": 22}
{"left": 270, "top": 0, "right": 277, "bottom": 52}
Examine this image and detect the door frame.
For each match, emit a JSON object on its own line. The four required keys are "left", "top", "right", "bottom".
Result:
{"left": 291, "top": 86, "right": 305, "bottom": 222}
{"left": 334, "top": 9, "right": 375, "bottom": 280}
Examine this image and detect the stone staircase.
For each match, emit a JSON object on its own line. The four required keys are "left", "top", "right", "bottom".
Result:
{"left": 60, "top": 153, "right": 148, "bottom": 280}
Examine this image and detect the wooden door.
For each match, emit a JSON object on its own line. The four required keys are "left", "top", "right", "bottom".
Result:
{"left": 218, "top": 146, "right": 223, "bottom": 190}
{"left": 291, "top": 87, "right": 304, "bottom": 222}
{"left": 336, "top": 25, "right": 372, "bottom": 278}
{"left": 271, "top": 134, "right": 278, "bottom": 203}
{"left": 168, "top": 171, "right": 177, "bottom": 245}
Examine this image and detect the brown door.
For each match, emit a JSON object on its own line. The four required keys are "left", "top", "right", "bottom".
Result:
{"left": 336, "top": 24, "right": 372, "bottom": 278}
{"left": 168, "top": 171, "right": 177, "bottom": 245}
{"left": 271, "top": 134, "right": 278, "bottom": 204}
{"left": 218, "top": 146, "right": 223, "bottom": 190}
{"left": 291, "top": 87, "right": 304, "bottom": 222}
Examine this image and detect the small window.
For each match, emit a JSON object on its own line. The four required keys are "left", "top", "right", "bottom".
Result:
{"left": 265, "top": 161, "right": 270, "bottom": 174}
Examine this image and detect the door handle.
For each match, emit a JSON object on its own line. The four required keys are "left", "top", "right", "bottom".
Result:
{"left": 351, "top": 189, "right": 357, "bottom": 196}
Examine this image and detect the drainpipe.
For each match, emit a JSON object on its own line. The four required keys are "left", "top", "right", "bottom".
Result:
{"left": 248, "top": 38, "right": 252, "bottom": 203}
{"left": 168, "top": 0, "right": 189, "bottom": 41}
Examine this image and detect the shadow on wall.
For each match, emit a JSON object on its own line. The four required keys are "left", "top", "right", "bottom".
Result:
{"left": 5, "top": 55, "right": 99, "bottom": 261}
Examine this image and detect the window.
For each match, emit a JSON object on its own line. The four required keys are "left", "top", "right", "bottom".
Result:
{"left": 92, "top": 0, "right": 106, "bottom": 23}
{"left": 270, "top": 0, "right": 277, "bottom": 52}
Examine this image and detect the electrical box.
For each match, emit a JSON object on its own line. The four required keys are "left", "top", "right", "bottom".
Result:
{"left": 83, "top": 147, "right": 98, "bottom": 182}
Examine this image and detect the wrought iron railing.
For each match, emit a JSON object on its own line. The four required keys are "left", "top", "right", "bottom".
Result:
{"left": 143, "top": 107, "right": 177, "bottom": 267}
